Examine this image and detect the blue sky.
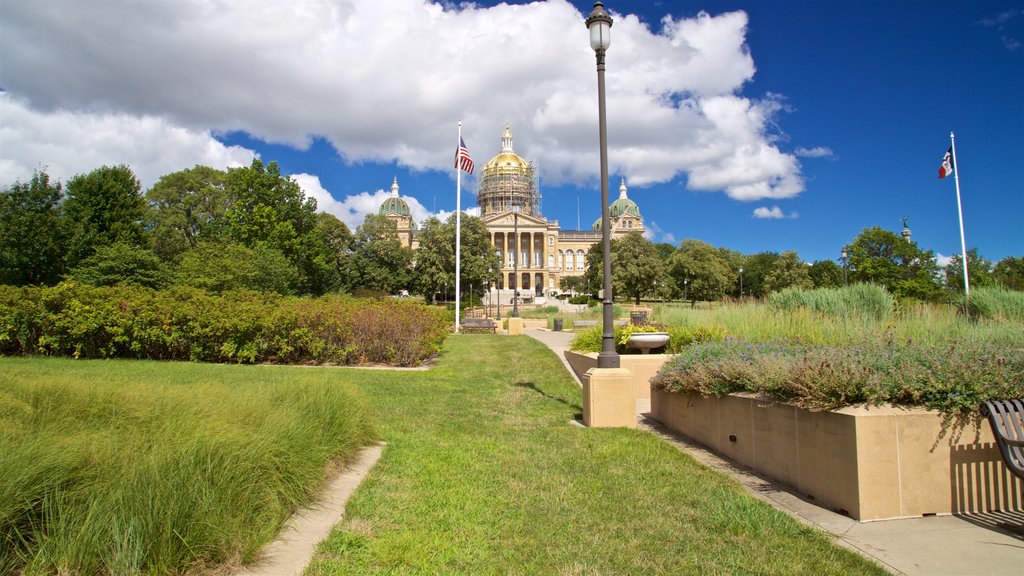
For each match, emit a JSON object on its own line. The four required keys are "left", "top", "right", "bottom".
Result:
{"left": 1, "top": 0, "right": 1021, "bottom": 265}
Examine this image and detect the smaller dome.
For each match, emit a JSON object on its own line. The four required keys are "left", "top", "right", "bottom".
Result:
{"left": 592, "top": 216, "right": 602, "bottom": 231}
{"left": 380, "top": 176, "right": 411, "bottom": 217}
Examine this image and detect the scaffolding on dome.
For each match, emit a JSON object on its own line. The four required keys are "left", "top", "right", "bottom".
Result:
{"left": 478, "top": 161, "right": 541, "bottom": 217}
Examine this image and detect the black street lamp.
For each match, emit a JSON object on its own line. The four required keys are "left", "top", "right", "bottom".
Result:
{"left": 587, "top": 1, "right": 618, "bottom": 369}
{"left": 684, "top": 278, "right": 688, "bottom": 302}
{"left": 512, "top": 204, "right": 520, "bottom": 318}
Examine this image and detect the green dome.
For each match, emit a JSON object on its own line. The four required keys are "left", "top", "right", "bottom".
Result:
{"left": 379, "top": 195, "right": 411, "bottom": 217}
{"left": 609, "top": 197, "right": 641, "bottom": 218}
{"left": 592, "top": 216, "right": 602, "bottom": 231}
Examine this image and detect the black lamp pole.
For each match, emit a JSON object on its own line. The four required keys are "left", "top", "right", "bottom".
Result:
{"left": 587, "top": 1, "right": 618, "bottom": 369}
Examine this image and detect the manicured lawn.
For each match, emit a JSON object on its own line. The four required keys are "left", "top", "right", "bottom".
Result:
{"left": 306, "top": 335, "right": 886, "bottom": 575}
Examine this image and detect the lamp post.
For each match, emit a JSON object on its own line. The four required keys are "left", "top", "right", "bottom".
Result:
{"left": 684, "top": 278, "right": 688, "bottom": 302}
{"left": 841, "top": 246, "right": 849, "bottom": 286}
{"left": 512, "top": 204, "right": 520, "bottom": 318}
{"left": 738, "top": 267, "right": 744, "bottom": 298}
{"left": 587, "top": 1, "right": 618, "bottom": 369}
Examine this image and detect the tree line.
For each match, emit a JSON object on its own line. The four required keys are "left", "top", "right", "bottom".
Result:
{"left": 3, "top": 162, "right": 1020, "bottom": 303}
{"left": 571, "top": 229, "right": 1023, "bottom": 305}
{"left": 0, "top": 162, "right": 499, "bottom": 300}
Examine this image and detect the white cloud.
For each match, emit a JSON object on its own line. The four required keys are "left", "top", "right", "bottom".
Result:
{"left": 0, "top": 94, "right": 255, "bottom": 188}
{"left": 0, "top": 0, "right": 805, "bottom": 201}
{"left": 753, "top": 206, "right": 785, "bottom": 219}
{"left": 644, "top": 221, "right": 676, "bottom": 244}
{"left": 935, "top": 252, "right": 954, "bottom": 268}
{"left": 292, "top": 173, "right": 477, "bottom": 231}
{"left": 794, "top": 146, "right": 834, "bottom": 159}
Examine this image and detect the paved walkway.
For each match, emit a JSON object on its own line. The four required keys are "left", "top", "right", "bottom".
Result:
{"left": 524, "top": 328, "right": 1024, "bottom": 576}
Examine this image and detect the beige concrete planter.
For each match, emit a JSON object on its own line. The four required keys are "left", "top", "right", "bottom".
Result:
{"left": 651, "top": 389, "right": 1023, "bottom": 521}
{"left": 564, "top": 349, "right": 671, "bottom": 401}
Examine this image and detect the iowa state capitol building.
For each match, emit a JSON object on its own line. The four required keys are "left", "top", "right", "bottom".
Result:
{"left": 381, "top": 124, "right": 644, "bottom": 303}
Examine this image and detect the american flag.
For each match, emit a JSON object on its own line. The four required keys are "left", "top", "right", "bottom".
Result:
{"left": 455, "top": 137, "right": 474, "bottom": 174}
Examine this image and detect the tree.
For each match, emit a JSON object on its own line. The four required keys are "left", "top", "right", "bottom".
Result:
{"left": 667, "top": 239, "right": 732, "bottom": 303}
{"left": 171, "top": 241, "right": 298, "bottom": 294}
{"left": 737, "top": 252, "right": 779, "bottom": 298}
{"left": 0, "top": 171, "right": 68, "bottom": 285}
{"left": 413, "top": 214, "right": 500, "bottom": 303}
{"left": 222, "top": 159, "right": 343, "bottom": 295}
{"left": 943, "top": 248, "right": 993, "bottom": 292}
{"left": 611, "top": 232, "right": 668, "bottom": 305}
{"left": 63, "top": 164, "right": 147, "bottom": 267}
{"left": 67, "top": 242, "right": 166, "bottom": 289}
{"left": 145, "top": 165, "right": 229, "bottom": 261}
{"left": 992, "top": 256, "right": 1024, "bottom": 291}
{"left": 303, "top": 212, "right": 353, "bottom": 295}
{"left": 763, "top": 251, "right": 814, "bottom": 293}
{"left": 847, "top": 227, "right": 942, "bottom": 301}
{"left": 808, "top": 260, "right": 844, "bottom": 289}
{"left": 347, "top": 214, "right": 413, "bottom": 294}
{"left": 559, "top": 275, "right": 588, "bottom": 296}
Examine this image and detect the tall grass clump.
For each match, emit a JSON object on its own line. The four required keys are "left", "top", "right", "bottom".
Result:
{"left": 964, "top": 285, "right": 1024, "bottom": 322}
{"left": 0, "top": 359, "right": 376, "bottom": 575}
{"left": 768, "top": 283, "right": 895, "bottom": 321}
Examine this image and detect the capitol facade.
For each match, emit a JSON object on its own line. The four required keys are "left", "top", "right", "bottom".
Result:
{"left": 380, "top": 123, "right": 644, "bottom": 302}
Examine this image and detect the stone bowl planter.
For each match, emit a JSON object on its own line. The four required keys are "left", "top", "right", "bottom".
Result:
{"left": 627, "top": 332, "right": 669, "bottom": 354}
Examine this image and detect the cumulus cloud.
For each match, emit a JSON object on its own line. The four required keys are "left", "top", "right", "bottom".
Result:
{"left": 752, "top": 205, "right": 799, "bottom": 219}
{"left": 643, "top": 221, "right": 675, "bottom": 244}
{"left": 293, "top": 173, "right": 473, "bottom": 231}
{"left": 0, "top": 94, "right": 255, "bottom": 188}
{"left": 795, "top": 146, "right": 835, "bottom": 159}
{"left": 0, "top": 0, "right": 805, "bottom": 201}
{"left": 935, "top": 252, "right": 954, "bottom": 268}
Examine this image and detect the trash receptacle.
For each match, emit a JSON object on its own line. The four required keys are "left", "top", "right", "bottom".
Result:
{"left": 630, "top": 311, "right": 648, "bottom": 325}
{"left": 553, "top": 318, "right": 563, "bottom": 331}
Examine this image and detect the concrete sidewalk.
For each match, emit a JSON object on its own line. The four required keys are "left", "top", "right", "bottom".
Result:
{"left": 524, "top": 328, "right": 1024, "bottom": 576}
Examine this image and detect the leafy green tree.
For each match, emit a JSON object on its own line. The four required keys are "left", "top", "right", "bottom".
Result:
{"left": 413, "top": 214, "right": 500, "bottom": 303}
{"left": 667, "top": 239, "right": 732, "bottom": 303}
{"left": 611, "top": 232, "right": 668, "bottom": 305}
{"left": 145, "top": 165, "right": 229, "bottom": 261}
{"left": 737, "top": 252, "right": 780, "bottom": 298}
{"left": 763, "top": 251, "right": 814, "bottom": 293}
{"left": 304, "top": 212, "right": 353, "bottom": 295}
{"left": 0, "top": 171, "right": 68, "bottom": 285}
{"left": 992, "top": 256, "right": 1024, "bottom": 291}
{"left": 63, "top": 164, "right": 147, "bottom": 267}
{"left": 347, "top": 214, "right": 413, "bottom": 294}
{"left": 808, "top": 260, "right": 844, "bottom": 289}
{"left": 847, "top": 227, "right": 942, "bottom": 301}
{"left": 67, "top": 242, "right": 167, "bottom": 289}
{"left": 943, "top": 248, "right": 993, "bottom": 292}
{"left": 222, "top": 159, "right": 344, "bottom": 295}
{"left": 171, "top": 241, "right": 298, "bottom": 294}
{"left": 559, "top": 275, "right": 588, "bottom": 295}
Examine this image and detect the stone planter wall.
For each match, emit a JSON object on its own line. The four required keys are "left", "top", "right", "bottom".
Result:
{"left": 564, "top": 350, "right": 671, "bottom": 401}
{"left": 651, "top": 389, "right": 1023, "bottom": 521}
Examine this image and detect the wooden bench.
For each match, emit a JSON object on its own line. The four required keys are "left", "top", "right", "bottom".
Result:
{"left": 981, "top": 399, "right": 1024, "bottom": 481}
{"left": 461, "top": 318, "right": 497, "bottom": 334}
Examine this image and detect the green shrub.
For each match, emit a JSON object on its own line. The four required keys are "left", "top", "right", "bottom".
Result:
{"left": 570, "top": 322, "right": 726, "bottom": 354}
{"left": 768, "top": 283, "right": 894, "bottom": 320}
{"left": 568, "top": 295, "right": 591, "bottom": 305}
{"left": 652, "top": 340, "right": 1024, "bottom": 426}
{"left": 0, "top": 283, "right": 448, "bottom": 366}
{"left": 534, "top": 306, "right": 559, "bottom": 314}
{"left": 963, "top": 286, "right": 1024, "bottom": 322}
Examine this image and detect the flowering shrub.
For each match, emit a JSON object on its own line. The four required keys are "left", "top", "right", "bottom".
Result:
{"left": 0, "top": 283, "right": 448, "bottom": 366}
{"left": 652, "top": 339, "right": 1024, "bottom": 421}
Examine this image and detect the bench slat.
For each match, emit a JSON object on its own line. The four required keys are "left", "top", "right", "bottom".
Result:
{"left": 981, "top": 399, "right": 1024, "bottom": 481}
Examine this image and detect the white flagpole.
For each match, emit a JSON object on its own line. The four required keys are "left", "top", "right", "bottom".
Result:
{"left": 950, "top": 131, "right": 969, "bottom": 298}
{"left": 455, "top": 122, "right": 463, "bottom": 333}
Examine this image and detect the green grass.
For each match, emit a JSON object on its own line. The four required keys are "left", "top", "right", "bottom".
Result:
{"left": 651, "top": 300, "right": 1024, "bottom": 346}
{"left": 0, "top": 359, "right": 376, "bottom": 575}
{"left": 304, "top": 336, "right": 885, "bottom": 575}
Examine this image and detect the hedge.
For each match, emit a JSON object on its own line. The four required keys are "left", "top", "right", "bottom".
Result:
{"left": 0, "top": 283, "right": 448, "bottom": 366}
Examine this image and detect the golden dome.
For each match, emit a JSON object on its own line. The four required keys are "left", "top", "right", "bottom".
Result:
{"left": 483, "top": 122, "right": 529, "bottom": 171}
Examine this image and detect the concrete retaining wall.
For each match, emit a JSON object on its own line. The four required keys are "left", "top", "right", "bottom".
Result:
{"left": 651, "top": 389, "right": 1023, "bottom": 521}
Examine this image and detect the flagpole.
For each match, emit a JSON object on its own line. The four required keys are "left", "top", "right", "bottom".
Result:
{"left": 455, "top": 122, "right": 463, "bottom": 333}
{"left": 950, "top": 131, "right": 969, "bottom": 299}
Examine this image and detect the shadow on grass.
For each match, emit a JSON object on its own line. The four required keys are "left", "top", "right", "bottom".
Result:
{"left": 514, "top": 381, "right": 582, "bottom": 416}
